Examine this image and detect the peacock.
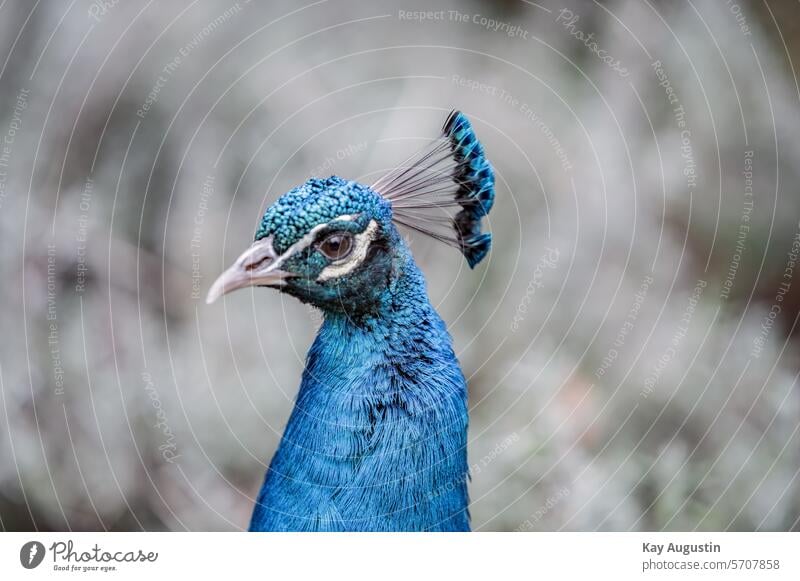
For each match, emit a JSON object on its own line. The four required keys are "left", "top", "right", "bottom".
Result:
{"left": 207, "top": 110, "right": 495, "bottom": 531}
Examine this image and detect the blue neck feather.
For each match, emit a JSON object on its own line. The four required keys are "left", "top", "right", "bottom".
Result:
{"left": 249, "top": 243, "right": 470, "bottom": 531}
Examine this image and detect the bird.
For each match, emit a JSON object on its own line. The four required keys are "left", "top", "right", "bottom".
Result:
{"left": 207, "top": 110, "right": 495, "bottom": 531}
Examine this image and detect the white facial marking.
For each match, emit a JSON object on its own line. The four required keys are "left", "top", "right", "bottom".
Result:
{"left": 273, "top": 222, "right": 328, "bottom": 269}
{"left": 317, "top": 220, "right": 378, "bottom": 282}
{"left": 269, "top": 215, "right": 361, "bottom": 269}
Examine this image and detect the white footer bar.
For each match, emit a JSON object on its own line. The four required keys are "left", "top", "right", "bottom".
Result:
{"left": 1, "top": 532, "right": 798, "bottom": 580}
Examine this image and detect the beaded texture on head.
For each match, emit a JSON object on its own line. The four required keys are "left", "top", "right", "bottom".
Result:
{"left": 255, "top": 176, "right": 392, "bottom": 253}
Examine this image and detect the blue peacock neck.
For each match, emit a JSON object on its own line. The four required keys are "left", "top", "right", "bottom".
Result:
{"left": 250, "top": 250, "right": 471, "bottom": 531}
{"left": 314, "top": 250, "right": 443, "bottom": 369}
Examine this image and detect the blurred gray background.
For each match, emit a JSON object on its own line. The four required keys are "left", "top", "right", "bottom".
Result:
{"left": 1, "top": 0, "right": 800, "bottom": 531}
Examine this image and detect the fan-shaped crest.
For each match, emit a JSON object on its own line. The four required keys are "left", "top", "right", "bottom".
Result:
{"left": 372, "top": 110, "right": 495, "bottom": 268}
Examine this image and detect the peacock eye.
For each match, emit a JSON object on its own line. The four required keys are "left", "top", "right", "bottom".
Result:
{"left": 318, "top": 232, "right": 353, "bottom": 260}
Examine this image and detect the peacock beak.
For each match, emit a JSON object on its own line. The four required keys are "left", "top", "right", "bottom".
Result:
{"left": 206, "top": 236, "right": 293, "bottom": 304}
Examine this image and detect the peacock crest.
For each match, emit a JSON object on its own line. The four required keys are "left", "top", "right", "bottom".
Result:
{"left": 372, "top": 110, "right": 495, "bottom": 268}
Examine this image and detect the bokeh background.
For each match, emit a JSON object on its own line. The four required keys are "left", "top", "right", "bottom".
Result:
{"left": 1, "top": 0, "right": 800, "bottom": 531}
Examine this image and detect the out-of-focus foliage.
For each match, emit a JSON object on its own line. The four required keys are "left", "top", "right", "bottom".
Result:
{"left": 1, "top": 0, "right": 798, "bottom": 531}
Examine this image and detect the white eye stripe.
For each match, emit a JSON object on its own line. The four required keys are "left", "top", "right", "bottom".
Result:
{"left": 317, "top": 220, "right": 378, "bottom": 282}
{"left": 269, "top": 214, "right": 361, "bottom": 268}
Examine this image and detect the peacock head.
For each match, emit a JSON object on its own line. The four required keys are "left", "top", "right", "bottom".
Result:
{"left": 206, "top": 176, "right": 400, "bottom": 312}
{"left": 206, "top": 110, "right": 495, "bottom": 314}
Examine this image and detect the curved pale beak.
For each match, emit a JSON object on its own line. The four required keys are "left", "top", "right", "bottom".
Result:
{"left": 206, "top": 236, "right": 293, "bottom": 304}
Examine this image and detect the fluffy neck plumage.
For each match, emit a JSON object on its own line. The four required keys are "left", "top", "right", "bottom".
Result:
{"left": 249, "top": 252, "right": 470, "bottom": 531}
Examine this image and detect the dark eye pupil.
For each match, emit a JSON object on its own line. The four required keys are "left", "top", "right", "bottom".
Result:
{"left": 320, "top": 233, "right": 352, "bottom": 259}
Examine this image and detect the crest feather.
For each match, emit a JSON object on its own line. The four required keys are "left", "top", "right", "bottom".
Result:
{"left": 372, "top": 110, "right": 495, "bottom": 268}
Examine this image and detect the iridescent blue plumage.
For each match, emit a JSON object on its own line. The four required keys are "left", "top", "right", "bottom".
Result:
{"left": 207, "top": 110, "right": 494, "bottom": 531}
{"left": 251, "top": 243, "right": 470, "bottom": 531}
